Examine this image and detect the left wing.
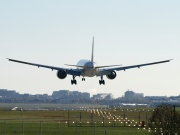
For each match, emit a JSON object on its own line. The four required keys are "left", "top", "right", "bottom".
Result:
{"left": 7, "top": 58, "right": 81, "bottom": 76}
{"left": 97, "top": 59, "right": 172, "bottom": 75}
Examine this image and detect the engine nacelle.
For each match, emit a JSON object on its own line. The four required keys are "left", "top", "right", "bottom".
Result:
{"left": 106, "top": 71, "right": 116, "bottom": 80}
{"left": 57, "top": 70, "right": 67, "bottom": 79}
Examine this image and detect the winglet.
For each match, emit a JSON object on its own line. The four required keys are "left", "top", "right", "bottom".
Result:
{"left": 91, "top": 37, "right": 94, "bottom": 62}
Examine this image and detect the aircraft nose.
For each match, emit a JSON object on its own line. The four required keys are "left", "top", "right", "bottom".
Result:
{"left": 85, "top": 62, "right": 94, "bottom": 68}
{"left": 89, "top": 64, "right": 93, "bottom": 68}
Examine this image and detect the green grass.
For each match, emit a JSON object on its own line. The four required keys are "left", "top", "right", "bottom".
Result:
{"left": 0, "top": 106, "right": 179, "bottom": 134}
{"left": 0, "top": 122, "right": 149, "bottom": 135}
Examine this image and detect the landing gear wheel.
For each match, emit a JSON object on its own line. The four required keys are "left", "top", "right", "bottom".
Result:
{"left": 99, "top": 80, "right": 105, "bottom": 85}
{"left": 102, "top": 80, "right": 105, "bottom": 85}
{"left": 71, "top": 80, "right": 77, "bottom": 85}
{"left": 71, "top": 75, "right": 77, "bottom": 85}
{"left": 99, "top": 76, "right": 105, "bottom": 85}
{"left": 82, "top": 78, "right": 85, "bottom": 81}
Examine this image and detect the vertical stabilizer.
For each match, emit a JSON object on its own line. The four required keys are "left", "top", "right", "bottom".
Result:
{"left": 91, "top": 37, "right": 94, "bottom": 62}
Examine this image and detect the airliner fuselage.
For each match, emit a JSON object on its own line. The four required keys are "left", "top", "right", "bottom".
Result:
{"left": 77, "top": 59, "right": 97, "bottom": 77}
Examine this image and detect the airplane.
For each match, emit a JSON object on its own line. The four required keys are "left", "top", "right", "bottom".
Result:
{"left": 7, "top": 37, "right": 172, "bottom": 85}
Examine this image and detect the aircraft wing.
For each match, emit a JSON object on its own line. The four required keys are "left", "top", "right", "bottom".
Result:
{"left": 98, "top": 59, "right": 172, "bottom": 75}
{"left": 7, "top": 58, "right": 81, "bottom": 76}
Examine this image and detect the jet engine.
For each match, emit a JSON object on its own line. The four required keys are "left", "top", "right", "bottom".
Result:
{"left": 57, "top": 70, "right": 67, "bottom": 79}
{"left": 106, "top": 71, "right": 116, "bottom": 79}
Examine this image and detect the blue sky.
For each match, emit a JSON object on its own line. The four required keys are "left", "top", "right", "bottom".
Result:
{"left": 0, "top": 0, "right": 180, "bottom": 97}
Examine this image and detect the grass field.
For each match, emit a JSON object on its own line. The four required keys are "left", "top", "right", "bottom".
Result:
{"left": 0, "top": 104, "right": 179, "bottom": 135}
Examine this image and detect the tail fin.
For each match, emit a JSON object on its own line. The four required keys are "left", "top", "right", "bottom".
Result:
{"left": 91, "top": 37, "right": 94, "bottom": 62}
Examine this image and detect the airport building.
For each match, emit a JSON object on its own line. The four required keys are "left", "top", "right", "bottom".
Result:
{"left": 0, "top": 89, "right": 20, "bottom": 98}
{"left": 124, "top": 90, "right": 144, "bottom": 100}
{"left": 92, "top": 93, "right": 114, "bottom": 100}
{"left": 52, "top": 90, "right": 90, "bottom": 100}
{"left": 153, "top": 99, "right": 180, "bottom": 106}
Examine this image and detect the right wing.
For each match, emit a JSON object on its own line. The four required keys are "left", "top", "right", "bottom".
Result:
{"left": 7, "top": 58, "right": 81, "bottom": 76}
{"left": 97, "top": 59, "right": 172, "bottom": 76}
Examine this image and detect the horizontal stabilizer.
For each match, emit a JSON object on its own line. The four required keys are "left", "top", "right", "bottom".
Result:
{"left": 95, "top": 64, "right": 122, "bottom": 68}
{"left": 65, "top": 64, "right": 84, "bottom": 68}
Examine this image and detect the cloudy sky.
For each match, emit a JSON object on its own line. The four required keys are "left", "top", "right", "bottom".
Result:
{"left": 0, "top": 0, "right": 180, "bottom": 97}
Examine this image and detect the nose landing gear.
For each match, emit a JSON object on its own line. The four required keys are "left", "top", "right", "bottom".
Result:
{"left": 82, "top": 77, "right": 85, "bottom": 81}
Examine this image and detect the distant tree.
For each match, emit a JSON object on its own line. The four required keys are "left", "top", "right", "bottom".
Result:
{"left": 148, "top": 104, "right": 180, "bottom": 135}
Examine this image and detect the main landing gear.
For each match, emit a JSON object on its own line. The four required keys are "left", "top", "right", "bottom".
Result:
{"left": 71, "top": 76, "right": 105, "bottom": 85}
{"left": 71, "top": 75, "right": 77, "bottom": 85}
{"left": 99, "top": 76, "right": 105, "bottom": 85}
